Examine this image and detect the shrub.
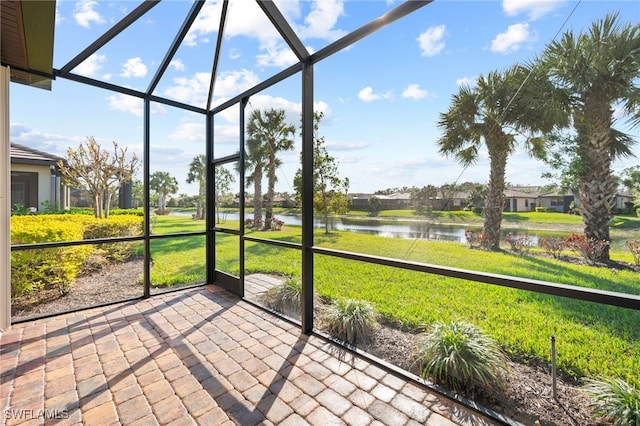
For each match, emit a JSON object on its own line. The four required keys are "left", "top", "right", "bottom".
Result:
{"left": 464, "top": 229, "right": 487, "bottom": 248}
{"left": 10, "top": 216, "right": 91, "bottom": 298}
{"left": 628, "top": 240, "right": 640, "bottom": 266}
{"left": 262, "top": 277, "right": 302, "bottom": 317}
{"left": 583, "top": 377, "right": 640, "bottom": 425}
{"left": 538, "top": 236, "right": 566, "bottom": 259}
{"left": 321, "top": 299, "right": 378, "bottom": 345}
{"left": 415, "top": 321, "right": 509, "bottom": 396}
{"left": 83, "top": 215, "right": 143, "bottom": 261}
{"left": 504, "top": 233, "right": 532, "bottom": 254}
{"left": 535, "top": 206, "right": 549, "bottom": 213}
{"left": 563, "top": 233, "right": 609, "bottom": 265}
{"left": 10, "top": 214, "right": 143, "bottom": 298}
{"left": 268, "top": 217, "right": 284, "bottom": 231}
{"left": 245, "top": 218, "right": 264, "bottom": 229}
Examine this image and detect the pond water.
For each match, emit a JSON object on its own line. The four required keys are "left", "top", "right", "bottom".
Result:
{"left": 173, "top": 211, "right": 547, "bottom": 243}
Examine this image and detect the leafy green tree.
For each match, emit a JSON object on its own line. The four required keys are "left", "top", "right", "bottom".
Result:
{"left": 294, "top": 111, "right": 350, "bottom": 233}
{"left": 466, "top": 184, "right": 487, "bottom": 212}
{"left": 214, "top": 165, "right": 235, "bottom": 223}
{"left": 246, "top": 109, "right": 296, "bottom": 230}
{"left": 58, "top": 136, "right": 140, "bottom": 218}
{"left": 537, "top": 12, "right": 640, "bottom": 261}
{"left": 439, "top": 183, "right": 467, "bottom": 212}
{"left": 619, "top": 166, "right": 640, "bottom": 194}
{"left": 410, "top": 185, "right": 437, "bottom": 216}
{"left": 437, "top": 65, "right": 562, "bottom": 249}
{"left": 620, "top": 166, "right": 640, "bottom": 215}
{"left": 539, "top": 132, "right": 582, "bottom": 196}
{"left": 150, "top": 171, "right": 178, "bottom": 213}
{"left": 187, "top": 154, "right": 206, "bottom": 220}
{"left": 368, "top": 195, "right": 381, "bottom": 217}
{"left": 132, "top": 179, "right": 144, "bottom": 209}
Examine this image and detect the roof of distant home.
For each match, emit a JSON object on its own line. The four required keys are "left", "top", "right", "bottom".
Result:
{"left": 10, "top": 142, "right": 65, "bottom": 166}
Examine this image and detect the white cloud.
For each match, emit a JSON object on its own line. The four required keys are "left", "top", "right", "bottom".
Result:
{"left": 491, "top": 22, "right": 536, "bottom": 53}
{"left": 55, "top": 4, "right": 65, "bottom": 25}
{"left": 417, "top": 25, "right": 446, "bottom": 57}
{"left": 456, "top": 76, "right": 476, "bottom": 87}
{"left": 74, "top": 0, "right": 105, "bottom": 28}
{"left": 169, "top": 60, "right": 186, "bottom": 72}
{"left": 10, "top": 123, "right": 81, "bottom": 157}
{"left": 185, "top": 0, "right": 278, "bottom": 47}
{"left": 164, "top": 72, "right": 211, "bottom": 107}
{"left": 185, "top": 0, "right": 342, "bottom": 67}
{"left": 184, "top": 1, "right": 222, "bottom": 47}
{"left": 297, "top": 0, "right": 347, "bottom": 41}
{"left": 214, "top": 69, "right": 260, "bottom": 97}
{"left": 325, "top": 140, "right": 369, "bottom": 151}
{"left": 168, "top": 121, "right": 205, "bottom": 141}
{"left": 358, "top": 87, "right": 392, "bottom": 103}
{"left": 313, "top": 101, "right": 332, "bottom": 120}
{"left": 256, "top": 41, "right": 299, "bottom": 68}
{"left": 120, "top": 57, "right": 148, "bottom": 78}
{"left": 164, "top": 69, "right": 259, "bottom": 108}
{"left": 75, "top": 53, "right": 106, "bottom": 77}
{"left": 502, "top": 0, "right": 563, "bottom": 20}
{"left": 274, "top": 0, "right": 302, "bottom": 21}
{"left": 402, "top": 84, "right": 428, "bottom": 100}
{"left": 247, "top": 94, "right": 302, "bottom": 122}
{"left": 107, "top": 93, "right": 167, "bottom": 117}
{"left": 359, "top": 87, "right": 379, "bottom": 102}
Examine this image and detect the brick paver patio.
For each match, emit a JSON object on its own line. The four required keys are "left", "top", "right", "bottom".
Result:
{"left": 1, "top": 284, "right": 498, "bottom": 425}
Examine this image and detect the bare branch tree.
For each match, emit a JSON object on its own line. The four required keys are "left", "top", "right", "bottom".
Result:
{"left": 58, "top": 136, "right": 140, "bottom": 218}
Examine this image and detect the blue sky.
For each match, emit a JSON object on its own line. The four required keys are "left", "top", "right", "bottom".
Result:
{"left": 9, "top": 0, "right": 640, "bottom": 196}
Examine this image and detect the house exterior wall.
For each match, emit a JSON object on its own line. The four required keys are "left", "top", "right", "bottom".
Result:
{"left": 505, "top": 197, "right": 537, "bottom": 212}
{"left": 11, "top": 163, "right": 53, "bottom": 210}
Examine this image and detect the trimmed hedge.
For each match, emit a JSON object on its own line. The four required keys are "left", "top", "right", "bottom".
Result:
{"left": 10, "top": 214, "right": 143, "bottom": 300}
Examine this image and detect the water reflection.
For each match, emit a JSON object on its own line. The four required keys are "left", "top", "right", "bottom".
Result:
{"left": 171, "top": 211, "right": 544, "bottom": 243}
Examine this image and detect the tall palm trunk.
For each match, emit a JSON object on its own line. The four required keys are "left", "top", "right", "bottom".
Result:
{"left": 577, "top": 93, "right": 615, "bottom": 261}
{"left": 483, "top": 139, "right": 508, "bottom": 250}
{"left": 264, "top": 151, "right": 276, "bottom": 230}
{"left": 253, "top": 165, "right": 263, "bottom": 227}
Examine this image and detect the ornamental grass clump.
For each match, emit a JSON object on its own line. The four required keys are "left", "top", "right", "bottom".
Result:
{"left": 322, "top": 298, "right": 378, "bottom": 345}
{"left": 415, "top": 321, "right": 509, "bottom": 396}
{"left": 584, "top": 377, "right": 640, "bottom": 425}
{"left": 262, "top": 277, "right": 302, "bottom": 317}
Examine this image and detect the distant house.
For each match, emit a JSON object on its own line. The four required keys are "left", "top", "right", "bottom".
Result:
{"left": 537, "top": 191, "right": 574, "bottom": 213}
{"left": 613, "top": 192, "right": 634, "bottom": 212}
{"left": 350, "top": 193, "right": 411, "bottom": 211}
{"left": 504, "top": 188, "right": 538, "bottom": 212}
{"left": 10, "top": 143, "right": 70, "bottom": 211}
{"left": 432, "top": 191, "right": 469, "bottom": 211}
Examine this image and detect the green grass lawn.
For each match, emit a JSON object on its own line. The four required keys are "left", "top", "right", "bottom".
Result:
{"left": 148, "top": 214, "right": 640, "bottom": 384}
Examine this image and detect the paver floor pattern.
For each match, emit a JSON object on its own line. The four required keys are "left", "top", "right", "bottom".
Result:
{"left": 1, "top": 284, "right": 496, "bottom": 425}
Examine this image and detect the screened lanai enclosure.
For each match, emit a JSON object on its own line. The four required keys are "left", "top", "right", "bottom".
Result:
{"left": 3, "top": 0, "right": 640, "bottom": 424}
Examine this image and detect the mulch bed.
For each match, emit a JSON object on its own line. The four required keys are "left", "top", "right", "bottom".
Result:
{"left": 362, "top": 321, "right": 604, "bottom": 426}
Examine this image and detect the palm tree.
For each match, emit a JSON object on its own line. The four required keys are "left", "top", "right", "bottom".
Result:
{"left": 150, "top": 171, "right": 178, "bottom": 213}
{"left": 537, "top": 12, "right": 640, "bottom": 261}
{"left": 437, "top": 65, "right": 563, "bottom": 249}
{"left": 186, "top": 154, "right": 206, "bottom": 220}
{"left": 246, "top": 108, "right": 296, "bottom": 230}
{"left": 244, "top": 129, "right": 267, "bottom": 228}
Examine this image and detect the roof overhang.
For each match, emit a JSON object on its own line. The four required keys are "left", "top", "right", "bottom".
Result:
{"left": 1, "top": 0, "right": 56, "bottom": 90}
